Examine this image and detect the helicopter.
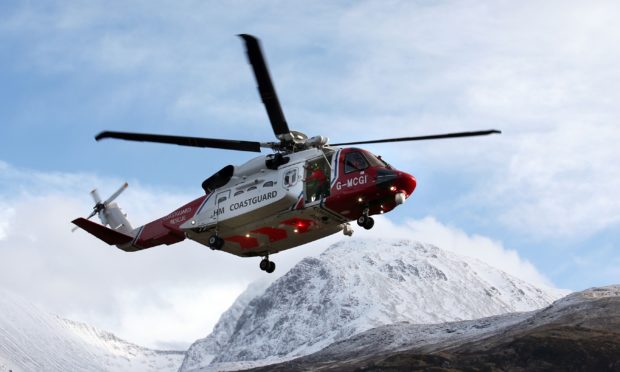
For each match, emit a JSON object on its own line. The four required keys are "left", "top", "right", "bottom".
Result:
{"left": 72, "top": 34, "right": 500, "bottom": 273}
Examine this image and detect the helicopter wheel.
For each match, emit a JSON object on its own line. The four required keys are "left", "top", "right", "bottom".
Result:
{"left": 357, "top": 215, "right": 374, "bottom": 230}
{"left": 260, "top": 258, "right": 276, "bottom": 273}
{"left": 357, "top": 216, "right": 366, "bottom": 227}
{"left": 208, "top": 235, "right": 224, "bottom": 250}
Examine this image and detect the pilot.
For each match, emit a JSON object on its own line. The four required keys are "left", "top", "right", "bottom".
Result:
{"left": 351, "top": 154, "right": 366, "bottom": 171}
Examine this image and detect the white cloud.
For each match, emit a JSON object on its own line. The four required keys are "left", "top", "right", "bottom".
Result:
{"left": 0, "top": 205, "right": 13, "bottom": 241}
{"left": 327, "top": 0, "right": 620, "bottom": 238}
{"left": 486, "top": 122, "right": 620, "bottom": 237}
{"left": 97, "top": 284, "right": 245, "bottom": 349}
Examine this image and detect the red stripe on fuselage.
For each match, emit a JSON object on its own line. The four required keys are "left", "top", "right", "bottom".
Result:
{"left": 225, "top": 236, "right": 259, "bottom": 249}
{"left": 251, "top": 227, "right": 287, "bottom": 242}
{"left": 281, "top": 218, "right": 314, "bottom": 233}
{"left": 132, "top": 194, "right": 209, "bottom": 249}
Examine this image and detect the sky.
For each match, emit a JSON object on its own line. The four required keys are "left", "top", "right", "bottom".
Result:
{"left": 0, "top": 0, "right": 619, "bottom": 349}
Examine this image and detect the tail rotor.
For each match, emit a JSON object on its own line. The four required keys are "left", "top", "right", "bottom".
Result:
{"left": 73, "top": 182, "right": 130, "bottom": 232}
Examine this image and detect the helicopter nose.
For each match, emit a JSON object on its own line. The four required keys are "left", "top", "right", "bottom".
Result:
{"left": 393, "top": 172, "right": 416, "bottom": 205}
{"left": 401, "top": 172, "right": 417, "bottom": 197}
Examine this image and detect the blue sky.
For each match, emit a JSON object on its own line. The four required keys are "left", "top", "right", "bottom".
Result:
{"left": 1, "top": 1, "right": 619, "bottom": 348}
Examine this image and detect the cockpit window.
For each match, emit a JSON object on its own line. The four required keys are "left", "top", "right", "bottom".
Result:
{"left": 365, "top": 152, "right": 393, "bottom": 169}
{"left": 344, "top": 152, "right": 369, "bottom": 173}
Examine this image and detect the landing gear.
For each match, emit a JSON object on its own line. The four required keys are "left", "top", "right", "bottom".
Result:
{"left": 260, "top": 257, "right": 276, "bottom": 273}
{"left": 357, "top": 209, "right": 374, "bottom": 230}
{"left": 208, "top": 234, "right": 224, "bottom": 250}
{"left": 357, "top": 216, "right": 374, "bottom": 230}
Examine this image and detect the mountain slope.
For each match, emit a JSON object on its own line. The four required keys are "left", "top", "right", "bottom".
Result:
{"left": 0, "top": 289, "right": 184, "bottom": 372}
{"left": 182, "top": 239, "right": 565, "bottom": 371}
{"left": 255, "top": 285, "right": 620, "bottom": 371}
{"left": 179, "top": 279, "right": 272, "bottom": 371}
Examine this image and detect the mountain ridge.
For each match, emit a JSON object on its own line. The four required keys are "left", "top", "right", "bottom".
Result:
{"left": 0, "top": 289, "right": 184, "bottom": 372}
{"left": 251, "top": 285, "right": 620, "bottom": 371}
{"left": 181, "top": 238, "right": 565, "bottom": 371}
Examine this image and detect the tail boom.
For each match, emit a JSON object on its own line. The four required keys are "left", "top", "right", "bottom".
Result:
{"left": 72, "top": 217, "right": 134, "bottom": 246}
{"left": 74, "top": 194, "right": 209, "bottom": 252}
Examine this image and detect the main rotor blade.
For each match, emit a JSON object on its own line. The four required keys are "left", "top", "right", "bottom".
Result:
{"left": 239, "top": 34, "right": 291, "bottom": 138}
{"left": 95, "top": 131, "right": 262, "bottom": 152}
{"left": 331, "top": 130, "right": 502, "bottom": 146}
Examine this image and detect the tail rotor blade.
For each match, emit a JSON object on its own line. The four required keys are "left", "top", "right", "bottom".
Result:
{"left": 91, "top": 189, "right": 102, "bottom": 204}
{"left": 104, "top": 182, "right": 128, "bottom": 205}
{"left": 72, "top": 208, "right": 99, "bottom": 232}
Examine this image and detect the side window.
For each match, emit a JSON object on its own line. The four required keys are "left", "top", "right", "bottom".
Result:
{"left": 263, "top": 181, "right": 274, "bottom": 187}
{"left": 344, "top": 152, "right": 369, "bottom": 173}
{"left": 216, "top": 190, "right": 230, "bottom": 205}
{"left": 234, "top": 190, "right": 244, "bottom": 196}
{"left": 247, "top": 186, "right": 257, "bottom": 192}
{"left": 283, "top": 168, "right": 298, "bottom": 187}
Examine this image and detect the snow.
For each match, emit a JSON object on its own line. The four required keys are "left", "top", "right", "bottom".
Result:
{"left": 299, "top": 284, "right": 620, "bottom": 364}
{"left": 0, "top": 289, "right": 184, "bottom": 372}
{"left": 181, "top": 238, "right": 567, "bottom": 371}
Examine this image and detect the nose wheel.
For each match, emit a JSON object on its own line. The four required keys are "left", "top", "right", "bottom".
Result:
{"left": 260, "top": 257, "right": 276, "bottom": 273}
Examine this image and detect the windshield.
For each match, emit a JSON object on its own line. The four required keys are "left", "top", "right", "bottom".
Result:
{"left": 364, "top": 151, "right": 393, "bottom": 169}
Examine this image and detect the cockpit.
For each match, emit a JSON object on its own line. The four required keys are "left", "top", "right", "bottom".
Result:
{"left": 343, "top": 149, "right": 392, "bottom": 173}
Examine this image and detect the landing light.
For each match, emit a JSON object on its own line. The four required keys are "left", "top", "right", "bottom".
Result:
{"left": 245, "top": 233, "right": 250, "bottom": 238}
{"left": 294, "top": 228, "right": 299, "bottom": 233}
{"left": 389, "top": 185, "right": 397, "bottom": 192}
{"left": 357, "top": 197, "right": 363, "bottom": 203}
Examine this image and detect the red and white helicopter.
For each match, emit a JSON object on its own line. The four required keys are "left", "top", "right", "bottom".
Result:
{"left": 73, "top": 34, "right": 500, "bottom": 273}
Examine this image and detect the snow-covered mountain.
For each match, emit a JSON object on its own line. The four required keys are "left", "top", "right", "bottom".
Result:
{"left": 181, "top": 239, "right": 566, "bottom": 371}
{"left": 258, "top": 285, "right": 620, "bottom": 371}
{"left": 0, "top": 289, "right": 184, "bottom": 372}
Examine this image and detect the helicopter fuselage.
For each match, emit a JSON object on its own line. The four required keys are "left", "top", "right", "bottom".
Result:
{"left": 116, "top": 146, "right": 416, "bottom": 257}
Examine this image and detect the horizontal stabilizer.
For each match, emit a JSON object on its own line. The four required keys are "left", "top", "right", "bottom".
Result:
{"left": 72, "top": 217, "right": 133, "bottom": 245}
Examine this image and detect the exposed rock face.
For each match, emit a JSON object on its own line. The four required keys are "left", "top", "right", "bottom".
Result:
{"left": 251, "top": 286, "right": 620, "bottom": 372}
{"left": 181, "top": 239, "right": 564, "bottom": 371}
